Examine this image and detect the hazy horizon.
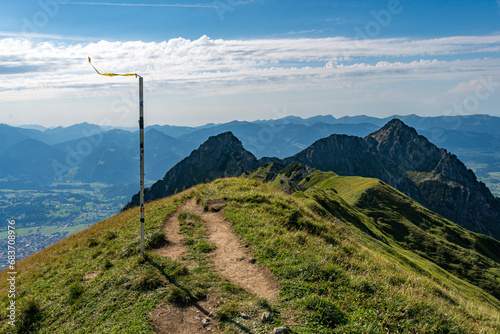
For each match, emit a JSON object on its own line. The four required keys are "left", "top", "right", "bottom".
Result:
{"left": 3, "top": 112, "right": 500, "bottom": 130}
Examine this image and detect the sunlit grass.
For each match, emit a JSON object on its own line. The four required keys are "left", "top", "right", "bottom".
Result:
{"left": 0, "top": 177, "right": 499, "bottom": 333}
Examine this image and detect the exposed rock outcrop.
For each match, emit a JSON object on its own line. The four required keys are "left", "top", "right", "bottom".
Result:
{"left": 282, "top": 118, "right": 500, "bottom": 239}
{"left": 367, "top": 119, "right": 500, "bottom": 238}
{"left": 124, "top": 132, "right": 258, "bottom": 210}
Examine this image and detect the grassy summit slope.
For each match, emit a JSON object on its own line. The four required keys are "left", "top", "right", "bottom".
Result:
{"left": 1, "top": 177, "right": 500, "bottom": 333}
{"left": 297, "top": 170, "right": 500, "bottom": 300}
{"left": 0, "top": 194, "right": 184, "bottom": 333}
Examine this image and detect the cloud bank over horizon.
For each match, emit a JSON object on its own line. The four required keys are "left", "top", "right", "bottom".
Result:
{"left": 1, "top": 34, "right": 500, "bottom": 98}
{"left": 1, "top": 33, "right": 499, "bottom": 126}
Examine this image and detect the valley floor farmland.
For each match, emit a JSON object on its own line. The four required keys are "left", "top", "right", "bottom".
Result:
{"left": 0, "top": 182, "right": 135, "bottom": 270}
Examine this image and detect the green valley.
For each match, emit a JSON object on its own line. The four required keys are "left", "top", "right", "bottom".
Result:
{"left": 0, "top": 182, "right": 137, "bottom": 269}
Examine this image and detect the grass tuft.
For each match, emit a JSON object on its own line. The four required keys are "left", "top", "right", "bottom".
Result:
{"left": 128, "top": 267, "right": 166, "bottom": 291}
{"left": 215, "top": 302, "right": 240, "bottom": 322}
{"left": 103, "top": 258, "right": 113, "bottom": 270}
{"left": 88, "top": 237, "right": 99, "bottom": 247}
{"left": 300, "top": 294, "right": 346, "bottom": 328}
{"left": 145, "top": 230, "right": 168, "bottom": 249}
{"left": 103, "top": 230, "right": 117, "bottom": 240}
{"left": 15, "top": 298, "right": 42, "bottom": 334}
{"left": 67, "top": 283, "right": 84, "bottom": 304}
{"left": 166, "top": 286, "right": 192, "bottom": 306}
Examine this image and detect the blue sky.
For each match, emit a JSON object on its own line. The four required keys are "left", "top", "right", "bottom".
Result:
{"left": 1, "top": 0, "right": 500, "bottom": 126}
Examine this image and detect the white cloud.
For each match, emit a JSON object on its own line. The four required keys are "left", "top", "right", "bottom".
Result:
{"left": 447, "top": 80, "right": 485, "bottom": 95}
{"left": 0, "top": 34, "right": 499, "bottom": 102}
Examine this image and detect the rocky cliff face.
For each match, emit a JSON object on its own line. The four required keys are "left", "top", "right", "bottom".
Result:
{"left": 366, "top": 119, "right": 443, "bottom": 172}
{"left": 124, "top": 132, "right": 258, "bottom": 209}
{"left": 281, "top": 119, "right": 500, "bottom": 239}
{"left": 284, "top": 132, "right": 422, "bottom": 203}
{"left": 367, "top": 119, "right": 500, "bottom": 238}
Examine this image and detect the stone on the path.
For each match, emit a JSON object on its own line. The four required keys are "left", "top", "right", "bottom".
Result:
{"left": 201, "top": 318, "right": 210, "bottom": 327}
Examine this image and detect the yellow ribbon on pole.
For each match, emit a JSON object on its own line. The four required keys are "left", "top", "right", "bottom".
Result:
{"left": 87, "top": 56, "right": 145, "bottom": 254}
{"left": 88, "top": 57, "right": 137, "bottom": 77}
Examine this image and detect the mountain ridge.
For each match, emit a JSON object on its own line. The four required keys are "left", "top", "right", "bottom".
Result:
{"left": 258, "top": 163, "right": 500, "bottom": 299}
{"left": 126, "top": 119, "right": 500, "bottom": 240}
{"left": 367, "top": 119, "right": 500, "bottom": 238}
{"left": 2, "top": 115, "right": 499, "bottom": 198}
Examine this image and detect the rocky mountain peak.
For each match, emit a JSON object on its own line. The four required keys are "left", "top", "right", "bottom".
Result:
{"left": 124, "top": 131, "right": 258, "bottom": 209}
{"left": 364, "top": 119, "right": 500, "bottom": 238}
{"left": 198, "top": 131, "right": 245, "bottom": 153}
{"left": 369, "top": 118, "right": 419, "bottom": 142}
{"left": 366, "top": 118, "right": 442, "bottom": 173}
{"left": 281, "top": 118, "right": 500, "bottom": 239}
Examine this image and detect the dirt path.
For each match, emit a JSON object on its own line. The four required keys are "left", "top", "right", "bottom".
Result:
{"left": 201, "top": 210, "right": 279, "bottom": 300}
{"left": 150, "top": 211, "right": 188, "bottom": 261}
{"left": 150, "top": 298, "right": 216, "bottom": 334}
{"left": 151, "top": 199, "right": 279, "bottom": 333}
{"left": 161, "top": 198, "right": 278, "bottom": 300}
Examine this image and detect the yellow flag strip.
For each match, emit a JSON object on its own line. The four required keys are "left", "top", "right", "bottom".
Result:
{"left": 88, "top": 57, "right": 137, "bottom": 77}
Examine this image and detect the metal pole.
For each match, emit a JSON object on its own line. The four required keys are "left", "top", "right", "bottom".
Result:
{"left": 139, "top": 75, "right": 145, "bottom": 256}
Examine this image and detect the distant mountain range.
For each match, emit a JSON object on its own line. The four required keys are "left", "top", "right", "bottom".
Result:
{"left": 125, "top": 119, "right": 500, "bottom": 241}
{"left": 1, "top": 114, "right": 499, "bottom": 196}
